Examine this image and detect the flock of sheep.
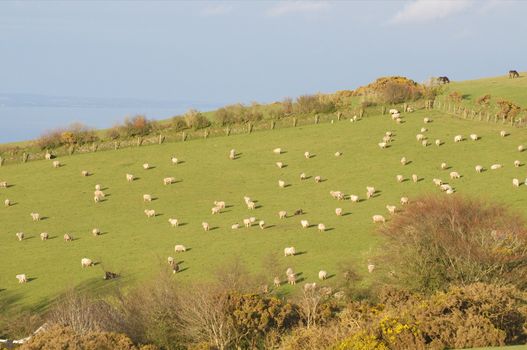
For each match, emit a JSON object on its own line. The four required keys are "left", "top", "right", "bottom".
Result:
{"left": 2, "top": 108, "right": 526, "bottom": 295}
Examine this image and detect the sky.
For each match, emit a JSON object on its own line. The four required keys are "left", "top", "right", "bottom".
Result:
{"left": 0, "top": 0, "right": 526, "bottom": 110}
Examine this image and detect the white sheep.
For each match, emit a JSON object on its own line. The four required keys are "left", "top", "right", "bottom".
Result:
{"left": 168, "top": 256, "right": 175, "bottom": 265}
{"left": 214, "top": 201, "right": 226, "bottom": 209}
{"left": 244, "top": 196, "right": 252, "bottom": 205}
{"left": 0, "top": 181, "right": 7, "bottom": 188}
{"left": 372, "top": 215, "right": 385, "bottom": 223}
{"left": 432, "top": 178, "right": 443, "bottom": 186}
{"left": 229, "top": 149, "right": 236, "bottom": 160}
{"left": 446, "top": 188, "right": 455, "bottom": 195}
{"left": 16, "top": 232, "right": 24, "bottom": 241}
{"left": 30, "top": 212, "right": 40, "bottom": 221}
{"left": 420, "top": 127, "right": 427, "bottom": 133}
{"left": 278, "top": 180, "right": 286, "bottom": 188}
{"left": 400, "top": 197, "right": 409, "bottom": 205}
{"left": 400, "top": 157, "right": 407, "bottom": 166}
{"left": 490, "top": 164, "right": 502, "bottom": 170}
{"left": 202, "top": 222, "right": 210, "bottom": 231}
{"left": 169, "top": 218, "right": 179, "bottom": 227}
{"left": 286, "top": 267, "right": 294, "bottom": 276}
{"left": 423, "top": 117, "right": 431, "bottom": 123}
{"left": 440, "top": 184, "right": 452, "bottom": 192}
{"left": 143, "top": 163, "right": 150, "bottom": 170}
{"left": 243, "top": 218, "right": 251, "bottom": 227}
{"left": 514, "top": 160, "right": 521, "bottom": 168}
{"left": 378, "top": 142, "right": 387, "bottom": 149}
{"left": 274, "top": 276, "right": 281, "bottom": 287}
{"left": 278, "top": 210, "right": 287, "bottom": 219}
{"left": 300, "top": 172, "right": 307, "bottom": 180}
{"left": 304, "top": 151, "right": 311, "bottom": 159}
{"left": 81, "top": 258, "right": 93, "bottom": 268}
{"left": 171, "top": 157, "right": 179, "bottom": 165}
{"left": 231, "top": 223, "right": 240, "bottom": 229}
{"left": 441, "top": 162, "right": 447, "bottom": 170}
{"left": 94, "top": 196, "right": 100, "bottom": 203}
{"left": 144, "top": 209, "right": 156, "bottom": 218}
{"left": 474, "top": 165, "right": 483, "bottom": 173}
{"left": 273, "top": 148, "right": 282, "bottom": 154}
{"left": 335, "top": 208, "right": 343, "bottom": 216}
{"left": 126, "top": 173, "right": 134, "bottom": 182}
{"left": 287, "top": 274, "right": 296, "bottom": 285}
{"left": 276, "top": 161, "right": 284, "bottom": 169}
{"left": 317, "top": 223, "right": 326, "bottom": 232}
{"left": 454, "top": 135, "right": 463, "bottom": 142}
{"left": 367, "top": 263, "right": 375, "bottom": 273}
{"left": 513, "top": 178, "right": 520, "bottom": 187}
{"left": 300, "top": 220, "right": 309, "bottom": 229}
{"left": 422, "top": 140, "right": 428, "bottom": 147}
{"left": 163, "top": 177, "right": 176, "bottom": 185}
{"left": 40, "top": 232, "right": 49, "bottom": 240}
{"left": 143, "top": 194, "right": 152, "bottom": 202}
{"left": 500, "top": 130, "right": 508, "bottom": 137}
{"left": 92, "top": 228, "right": 100, "bottom": 236}
{"left": 45, "top": 152, "right": 52, "bottom": 160}
{"left": 259, "top": 220, "right": 265, "bottom": 229}
{"left": 416, "top": 134, "right": 425, "bottom": 141}
{"left": 392, "top": 112, "right": 401, "bottom": 119}
{"left": 349, "top": 195, "right": 359, "bottom": 203}
{"left": 52, "top": 160, "right": 60, "bottom": 168}
{"left": 81, "top": 170, "right": 89, "bottom": 177}
{"left": 518, "top": 145, "right": 525, "bottom": 152}
{"left": 386, "top": 205, "right": 396, "bottom": 215}
{"left": 16, "top": 274, "right": 27, "bottom": 283}
{"left": 385, "top": 131, "right": 393, "bottom": 136}
{"left": 435, "top": 139, "right": 441, "bottom": 146}
{"left": 314, "top": 176, "right": 321, "bottom": 183}
{"left": 335, "top": 151, "right": 342, "bottom": 157}
{"left": 389, "top": 109, "right": 399, "bottom": 114}
{"left": 247, "top": 201, "right": 256, "bottom": 210}
{"left": 450, "top": 171, "right": 460, "bottom": 179}
{"left": 412, "top": 174, "right": 418, "bottom": 183}
{"left": 175, "top": 244, "right": 186, "bottom": 252}
{"left": 383, "top": 135, "right": 391, "bottom": 143}
{"left": 318, "top": 270, "right": 328, "bottom": 280}
{"left": 4, "top": 199, "right": 10, "bottom": 207}
{"left": 284, "top": 247, "right": 296, "bottom": 257}
{"left": 366, "top": 186, "right": 375, "bottom": 196}
{"left": 94, "top": 190, "right": 105, "bottom": 199}
{"left": 64, "top": 233, "right": 73, "bottom": 241}
{"left": 396, "top": 175, "right": 404, "bottom": 183}
{"left": 470, "top": 134, "right": 479, "bottom": 141}
{"left": 211, "top": 206, "right": 221, "bottom": 215}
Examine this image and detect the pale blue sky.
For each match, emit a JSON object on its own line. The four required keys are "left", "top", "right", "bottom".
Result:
{"left": 1, "top": 0, "right": 526, "bottom": 106}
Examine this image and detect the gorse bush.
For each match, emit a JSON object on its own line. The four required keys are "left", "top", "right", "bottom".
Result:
{"left": 377, "top": 195, "right": 527, "bottom": 293}
{"left": 35, "top": 123, "right": 98, "bottom": 150}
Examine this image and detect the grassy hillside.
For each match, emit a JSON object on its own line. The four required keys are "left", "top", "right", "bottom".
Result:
{"left": 1, "top": 104, "right": 527, "bottom": 311}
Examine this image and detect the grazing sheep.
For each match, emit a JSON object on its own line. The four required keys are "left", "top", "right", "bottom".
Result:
{"left": 144, "top": 209, "right": 156, "bottom": 218}
{"left": 300, "top": 220, "right": 309, "bottom": 229}
{"left": 330, "top": 191, "right": 344, "bottom": 200}
{"left": 383, "top": 135, "right": 391, "bottom": 143}
{"left": 349, "top": 195, "right": 359, "bottom": 202}
{"left": 45, "top": 152, "right": 52, "bottom": 160}
{"left": 421, "top": 127, "right": 427, "bottom": 133}
{"left": 143, "top": 194, "right": 152, "bottom": 202}
{"left": 424, "top": 117, "right": 431, "bottom": 123}
{"left": 378, "top": 142, "right": 387, "bottom": 149}
{"left": 367, "top": 263, "right": 375, "bottom": 273}
{"left": 81, "top": 258, "right": 93, "bottom": 268}
{"left": 126, "top": 173, "right": 134, "bottom": 182}
{"left": 450, "top": 171, "right": 460, "bottom": 179}
{"left": 400, "top": 157, "right": 407, "bottom": 165}
{"left": 92, "top": 228, "right": 100, "bottom": 236}
{"left": 15, "top": 232, "right": 24, "bottom": 241}
{"left": 422, "top": 140, "right": 428, "bottom": 147}
{"left": 412, "top": 174, "right": 418, "bottom": 183}
{"left": 300, "top": 172, "right": 307, "bottom": 180}
{"left": 317, "top": 223, "right": 326, "bottom": 232}
{"left": 243, "top": 218, "right": 251, "bottom": 227}
{"left": 400, "top": 197, "right": 409, "bottom": 205}
{"left": 214, "top": 201, "right": 226, "bottom": 209}
{"left": 211, "top": 206, "right": 221, "bottom": 215}
{"left": 171, "top": 157, "right": 179, "bottom": 165}
{"left": 30, "top": 212, "right": 40, "bottom": 221}
{"left": 52, "top": 160, "right": 60, "bottom": 168}
{"left": 440, "top": 184, "right": 452, "bottom": 192}
{"left": 81, "top": 170, "right": 89, "bottom": 177}
{"left": 0, "top": 181, "right": 7, "bottom": 188}
{"left": 16, "top": 274, "right": 28, "bottom": 283}
{"left": 259, "top": 220, "right": 265, "bottom": 229}
{"left": 441, "top": 162, "right": 448, "bottom": 170}
{"left": 276, "top": 161, "right": 284, "bottom": 169}
{"left": 273, "top": 148, "right": 282, "bottom": 154}
{"left": 513, "top": 178, "right": 520, "bottom": 187}
{"left": 287, "top": 274, "right": 296, "bottom": 285}
{"left": 278, "top": 210, "right": 287, "bottom": 219}
{"left": 435, "top": 139, "right": 441, "bottom": 146}
{"left": 94, "top": 190, "right": 105, "bottom": 199}
{"left": 229, "top": 149, "right": 236, "bottom": 160}
{"left": 500, "top": 130, "right": 508, "bottom": 137}
{"left": 386, "top": 205, "right": 396, "bottom": 215}
{"left": 249, "top": 217, "right": 256, "bottom": 223}
{"left": 366, "top": 186, "right": 375, "bottom": 197}
{"left": 318, "top": 270, "right": 328, "bottom": 280}
{"left": 335, "top": 151, "right": 342, "bottom": 157}
{"left": 231, "top": 223, "right": 240, "bottom": 229}
{"left": 284, "top": 247, "right": 296, "bottom": 257}
{"left": 274, "top": 276, "right": 281, "bottom": 287}
{"left": 175, "top": 244, "right": 186, "bottom": 252}
{"left": 335, "top": 208, "right": 343, "bottom": 216}
{"left": 4, "top": 199, "right": 10, "bottom": 207}
{"left": 446, "top": 188, "right": 455, "bottom": 195}
{"left": 40, "top": 232, "right": 49, "bottom": 240}
{"left": 64, "top": 233, "right": 72, "bottom": 241}
{"left": 475, "top": 165, "right": 483, "bottom": 173}
{"left": 304, "top": 151, "right": 311, "bottom": 159}
{"left": 243, "top": 196, "right": 252, "bottom": 205}
{"left": 396, "top": 175, "right": 404, "bottom": 183}
{"left": 514, "top": 160, "right": 521, "bottom": 168}
{"left": 372, "top": 215, "right": 385, "bottom": 223}
{"left": 385, "top": 131, "right": 393, "bottom": 137}
{"left": 202, "top": 222, "right": 210, "bottom": 231}
{"left": 314, "top": 176, "right": 321, "bottom": 183}
{"left": 163, "top": 177, "right": 176, "bottom": 185}
{"left": 519, "top": 145, "right": 525, "bottom": 152}
{"left": 304, "top": 283, "right": 317, "bottom": 291}
{"left": 143, "top": 163, "right": 150, "bottom": 170}
{"left": 470, "top": 134, "right": 479, "bottom": 141}
{"left": 247, "top": 201, "right": 256, "bottom": 210}
{"left": 278, "top": 180, "right": 286, "bottom": 188}
{"left": 432, "top": 178, "right": 443, "bottom": 186}
{"left": 490, "top": 164, "right": 502, "bottom": 170}
{"left": 454, "top": 135, "right": 463, "bottom": 142}
{"left": 416, "top": 134, "right": 425, "bottom": 141}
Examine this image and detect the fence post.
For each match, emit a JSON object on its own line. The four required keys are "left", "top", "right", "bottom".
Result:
{"left": 137, "top": 137, "right": 142, "bottom": 146}
{"left": 293, "top": 117, "right": 297, "bottom": 127}
{"left": 159, "top": 134, "right": 164, "bottom": 144}
{"left": 247, "top": 122, "right": 253, "bottom": 133}
{"left": 270, "top": 120, "right": 275, "bottom": 130}
{"left": 359, "top": 108, "right": 364, "bottom": 118}
{"left": 314, "top": 114, "right": 319, "bottom": 124}
{"left": 337, "top": 111, "right": 343, "bottom": 120}
{"left": 225, "top": 127, "right": 231, "bottom": 136}
{"left": 0, "top": 156, "right": 3, "bottom": 167}
{"left": 68, "top": 145, "right": 75, "bottom": 155}
{"left": 114, "top": 141, "right": 120, "bottom": 150}
{"left": 91, "top": 143, "right": 98, "bottom": 152}
{"left": 182, "top": 132, "right": 187, "bottom": 141}
{"left": 22, "top": 152, "right": 28, "bottom": 163}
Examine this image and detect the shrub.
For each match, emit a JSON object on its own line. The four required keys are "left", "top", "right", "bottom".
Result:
{"left": 35, "top": 123, "right": 97, "bottom": 150}
{"left": 497, "top": 99, "right": 522, "bottom": 120}
{"left": 448, "top": 91, "right": 463, "bottom": 103}
{"left": 353, "top": 76, "right": 422, "bottom": 104}
{"left": 294, "top": 94, "right": 336, "bottom": 114}
{"left": 476, "top": 94, "right": 492, "bottom": 108}
{"left": 377, "top": 195, "right": 527, "bottom": 293}
{"left": 184, "top": 109, "right": 211, "bottom": 130}
{"left": 121, "top": 115, "right": 154, "bottom": 137}
{"left": 171, "top": 116, "right": 188, "bottom": 131}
